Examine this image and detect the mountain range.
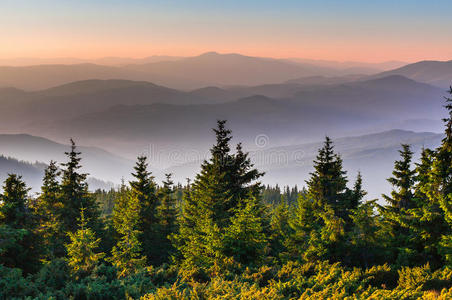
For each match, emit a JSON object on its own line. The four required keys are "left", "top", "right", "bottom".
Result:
{"left": 0, "top": 52, "right": 451, "bottom": 91}
{"left": 0, "top": 52, "right": 450, "bottom": 195}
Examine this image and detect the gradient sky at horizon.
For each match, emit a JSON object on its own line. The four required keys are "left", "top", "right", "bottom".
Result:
{"left": 1, "top": 0, "right": 452, "bottom": 62}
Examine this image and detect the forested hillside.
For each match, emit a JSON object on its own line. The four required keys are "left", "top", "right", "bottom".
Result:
{"left": 0, "top": 89, "right": 452, "bottom": 299}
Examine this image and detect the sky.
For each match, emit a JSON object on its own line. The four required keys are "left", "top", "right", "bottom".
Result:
{"left": 1, "top": 0, "right": 452, "bottom": 62}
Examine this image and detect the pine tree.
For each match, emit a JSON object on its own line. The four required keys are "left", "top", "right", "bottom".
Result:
{"left": 60, "top": 139, "right": 100, "bottom": 233}
{"left": 36, "top": 161, "right": 65, "bottom": 260}
{"left": 129, "top": 155, "right": 158, "bottom": 263}
{"left": 0, "top": 174, "right": 30, "bottom": 227}
{"left": 66, "top": 208, "right": 104, "bottom": 277}
{"left": 0, "top": 174, "right": 40, "bottom": 273}
{"left": 110, "top": 188, "right": 146, "bottom": 277}
{"left": 157, "top": 174, "right": 177, "bottom": 236}
{"left": 174, "top": 120, "right": 264, "bottom": 269}
{"left": 383, "top": 144, "right": 416, "bottom": 210}
{"left": 288, "top": 137, "right": 351, "bottom": 263}
{"left": 155, "top": 174, "right": 178, "bottom": 264}
{"left": 189, "top": 121, "right": 263, "bottom": 228}
{"left": 351, "top": 171, "right": 366, "bottom": 210}
{"left": 380, "top": 144, "right": 417, "bottom": 265}
{"left": 400, "top": 147, "right": 448, "bottom": 267}
{"left": 305, "top": 137, "right": 349, "bottom": 217}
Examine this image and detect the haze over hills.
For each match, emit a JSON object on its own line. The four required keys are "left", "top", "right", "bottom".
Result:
{"left": 286, "top": 58, "right": 407, "bottom": 74}
{"left": 0, "top": 155, "right": 115, "bottom": 192}
{"left": 372, "top": 60, "right": 452, "bottom": 88}
{"left": 0, "top": 79, "right": 231, "bottom": 125}
{"left": 7, "top": 74, "right": 441, "bottom": 163}
{"left": 166, "top": 129, "right": 444, "bottom": 200}
{"left": 0, "top": 52, "right": 389, "bottom": 90}
{"left": 0, "top": 134, "right": 138, "bottom": 183}
{"left": 1, "top": 53, "right": 450, "bottom": 92}
{"left": 0, "top": 55, "right": 184, "bottom": 67}
{"left": 0, "top": 52, "right": 449, "bottom": 197}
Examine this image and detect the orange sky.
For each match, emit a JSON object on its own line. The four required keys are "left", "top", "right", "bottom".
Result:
{"left": 1, "top": 0, "right": 452, "bottom": 63}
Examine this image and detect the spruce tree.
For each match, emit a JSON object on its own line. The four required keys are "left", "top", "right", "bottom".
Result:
{"left": 66, "top": 208, "right": 104, "bottom": 277}
{"left": 380, "top": 144, "right": 417, "bottom": 265}
{"left": 382, "top": 144, "right": 416, "bottom": 210}
{"left": 129, "top": 155, "right": 158, "bottom": 263}
{"left": 36, "top": 161, "right": 65, "bottom": 260}
{"left": 110, "top": 187, "right": 146, "bottom": 277}
{"left": 155, "top": 173, "right": 178, "bottom": 264}
{"left": 157, "top": 174, "right": 177, "bottom": 237}
{"left": 174, "top": 120, "right": 264, "bottom": 269}
{"left": 305, "top": 137, "right": 349, "bottom": 217}
{"left": 401, "top": 147, "right": 448, "bottom": 267}
{"left": 0, "top": 174, "right": 30, "bottom": 227}
{"left": 60, "top": 139, "right": 100, "bottom": 233}
{"left": 0, "top": 174, "right": 40, "bottom": 273}
{"left": 351, "top": 171, "right": 366, "bottom": 210}
{"left": 189, "top": 121, "right": 263, "bottom": 228}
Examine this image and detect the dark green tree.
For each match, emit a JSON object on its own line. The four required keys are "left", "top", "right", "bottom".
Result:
{"left": 129, "top": 155, "right": 158, "bottom": 264}
{"left": 60, "top": 139, "right": 100, "bottom": 233}
{"left": 305, "top": 137, "right": 349, "bottom": 217}
{"left": 156, "top": 173, "right": 178, "bottom": 264}
{"left": 110, "top": 187, "right": 146, "bottom": 278}
{"left": 173, "top": 120, "right": 264, "bottom": 270}
{"left": 351, "top": 171, "right": 366, "bottom": 210}
{"left": 383, "top": 144, "right": 416, "bottom": 210}
{"left": 0, "top": 175, "right": 40, "bottom": 273}
{"left": 380, "top": 144, "right": 417, "bottom": 265}
{"left": 35, "top": 161, "right": 65, "bottom": 260}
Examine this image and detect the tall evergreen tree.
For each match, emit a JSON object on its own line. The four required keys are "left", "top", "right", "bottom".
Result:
{"left": 157, "top": 174, "right": 177, "bottom": 236}
{"left": 156, "top": 173, "right": 178, "bottom": 264}
{"left": 380, "top": 144, "right": 417, "bottom": 265}
{"left": 305, "top": 137, "right": 349, "bottom": 217}
{"left": 0, "top": 174, "right": 30, "bottom": 227}
{"left": 60, "top": 139, "right": 99, "bottom": 233}
{"left": 36, "top": 161, "right": 65, "bottom": 260}
{"left": 382, "top": 144, "right": 416, "bottom": 210}
{"left": 174, "top": 120, "right": 264, "bottom": 269}
{"left": 0, "top": 175, "right": 40, "bottom": 273}
{"left": 400, "top": 147, "right": 448, "bottom": 267}
{"left": 129, "top": 155, "right": 158, "bottom": 264}
{"left": 110, "top": 187, "right": 146, "bottom": 277}
{"left": 288, "top": 138, "right": 352, "bottom": 263}
{"left": 351, "top": 171, "right": 366, "bottom": 210}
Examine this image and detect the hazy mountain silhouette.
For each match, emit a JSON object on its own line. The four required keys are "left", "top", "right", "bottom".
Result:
{"left": 0, "top": 79, "right": 238, "bottom": 125}
{"left": 286, "top": 58, "right": 407, "bottom": 73}
{"left": 12, "top": 75, "right": 442, "bottom": 166}
{"left": 0, "top": 134, "right": 136, "bottom": 183}
{"left": 0, "top": 155, "right": 114, "bottom": 192}
{"left": 372, "top": 60, "right": 452, "bottom": 88}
